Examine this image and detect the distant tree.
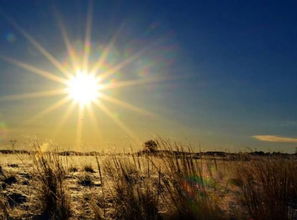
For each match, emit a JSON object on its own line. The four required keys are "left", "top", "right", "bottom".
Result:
{"left": 144, "top": 140, "right": 158, "bottom": 152}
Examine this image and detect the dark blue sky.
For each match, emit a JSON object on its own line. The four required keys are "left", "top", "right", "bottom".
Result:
{"left": 0, "top": 0, "right": 297, "bottom": 151}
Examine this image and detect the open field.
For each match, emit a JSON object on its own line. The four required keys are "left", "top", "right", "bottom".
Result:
{"left": 1, "top": 144, "right": 297, "bottom": 220}
{"left": 1, "top": 1, "right": 297, "bottom": 220}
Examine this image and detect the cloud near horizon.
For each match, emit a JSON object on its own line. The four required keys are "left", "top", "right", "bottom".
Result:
{"left": 253, "top": 135, "right": 297, "bottom": 143}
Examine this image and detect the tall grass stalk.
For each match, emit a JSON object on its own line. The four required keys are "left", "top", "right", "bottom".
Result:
{"left": 92, "top": 140, "right": 225, "bottom": 220}
{"left": 0, "top": 198, "right": 9, "bottom": 219}
{"left": 102, "top": 155, "right": 161, "bottom": 220}
{"left": 235, "top": 158, "right": 297, "bottom": 220}
{"left": 33, "top": 152, "right": 71, "bottom": 219}
{"left": 158, "top": 142, "right": 224, "bottom": 220}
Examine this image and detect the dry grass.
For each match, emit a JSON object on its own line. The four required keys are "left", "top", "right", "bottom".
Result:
{"left": 89, "top": 142, "right": 226, "bottom": 220}
{"left": 234, "top": 158, "right": 297, "bottom": 220}
{"left": 102, "top": 156, "right": 161, "bottom": 219}
{"left": 0, "top": 165, "right": 8, "bottom": 219}
{"left": 1, "top": 141, "right": 297, "bottom": 219}
{"left": 32, "top": 152, "right": 71, "bottom": 219}
{"left": 0, "top": 197, "right": 9, "bottom": 219}
{"left": 160, "top": 153, "right": 224, "bottom": 219}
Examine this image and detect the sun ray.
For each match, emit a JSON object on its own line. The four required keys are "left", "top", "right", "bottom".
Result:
{"left": 26, "top": 96, "right": 70, "bottom": 123}
{"left": 82, "top": 0, "right": 93, "bottom": 72}
{"left": 89, "top": 25, "right": 125, "bottom": 76}
{"left": 52, "top": 101, "right": 75, "bottom": 137}
{"left": 85, "top": 104, "right": 103, "bottom": 144}
{"left": 98, "top": 46, "right": 151, "bottom": 81}
{"left": 0, "top": 89, "right": 66, "bottom": 102}
{"left": 97, "top": 38, "right": 164, "bottom": 81}
{"left": 94, "top": 100, "right": 140, "bottom": 144}
{"left": 75, "top": 105, "right": 84, "bottom": 148}
{"left": 100, "top": 93, "right": 155, "bottom": 117}
{"left": 85, "top": 104, "right": 101, "bottom": 135}
{"left": 0, "top": 56, "right": 67, "bottom": 84}
{"left": 89, "top": 38, "right": 116, "bottom": 76}
{"left": 101, "top": 73, "right": 192, "bottom": 90}
{"left": 7, "top": 18, "right": 71, "bottom": 77}
{"left": 100, "top": 77, "right": 164, "bottom": 90}
{"left": 54, "top": 10, "right": 79, "bottom": 72}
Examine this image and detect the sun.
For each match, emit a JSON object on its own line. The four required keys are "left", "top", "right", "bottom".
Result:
{"left": 0, "top": 4, "right": 160, "bottom": 148}
{"left": 67, "top": 71, "right": 101, "bottom": 105}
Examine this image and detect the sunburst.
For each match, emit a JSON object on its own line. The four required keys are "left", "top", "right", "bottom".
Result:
{"left": 66, "top": 71, "right": 101, "bottom": 105}
{"left": 0, "top": 2, "right": 165, "bottom": 149}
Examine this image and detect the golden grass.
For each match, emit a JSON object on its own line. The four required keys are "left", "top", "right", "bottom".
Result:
{"left": 0, "top": 140, "right": 297, "bottom": 219}
{"left": 0, "top": 196, "right": 9, "bottom": 219}
{"left": 233, "top": 158, "right": 297, "bottom": 220}
{"left": 32, "top": 152, "right": 71, "bottom": 219}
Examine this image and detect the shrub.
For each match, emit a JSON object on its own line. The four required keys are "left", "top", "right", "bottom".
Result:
{"left": 144, "top": 140, "right": 158, "bottom": 153}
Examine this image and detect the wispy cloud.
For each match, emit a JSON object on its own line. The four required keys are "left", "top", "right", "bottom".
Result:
{"left": 253, "top": 135, "right": 297, "bottom": 143}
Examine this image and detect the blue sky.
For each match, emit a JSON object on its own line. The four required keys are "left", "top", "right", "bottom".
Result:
{"left": 0, "top": 0, "right": 297, "bottom": 152}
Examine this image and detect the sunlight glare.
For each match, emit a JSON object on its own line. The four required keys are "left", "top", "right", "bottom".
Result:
{"left": 67, "top": 71, "right": 100, "bottom": 105}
